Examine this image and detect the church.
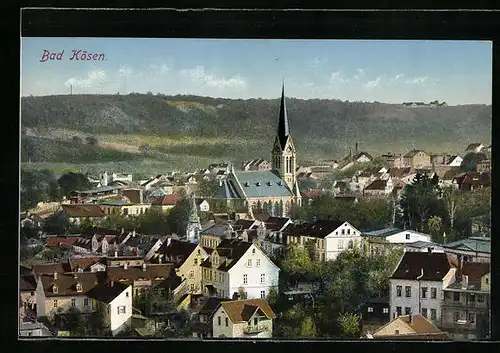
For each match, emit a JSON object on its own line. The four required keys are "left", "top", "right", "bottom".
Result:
{"left": 212, "top": 84, "right": 302, "bottom": 217}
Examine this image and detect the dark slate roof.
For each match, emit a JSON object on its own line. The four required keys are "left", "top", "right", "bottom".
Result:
{"left": 390, "top": 252, "right": 454, "bottom": 281}
{"left": 277, "top": 84, "right": 290, "bottom": 150}
{"left": 106, "top": 264, "right": 176, "bottom": 283}
{"left": 20, "top": 274, "right": 37, "bottom": 292}
{"left": 364, "top": 179, "right": 388, "bottom": 191}
{"left": 264, "top": 217, "right": 291, "bottom": 231}
{"left": 201, "top": 223, "right": 233, "bottom": 237}
{"left": 234, "top": 171, "right": 293, "bottom": 198}
{"left": 39, "top": 272, "right": 102, "bottom": 297}
{"left": 200, "top": 240, "right": 252, "bottom": 271}
{"left": 283, "top": 220, "right": 344, "bottom": 238}
{"left": 219, "top": 299, "right": 276, "bottom": 323}
{"left": 157, "top": 239, "right": 197, "bottom": 267}
{"left": 442, "top": 237, "right": 491, "bottom": 254}
{"left": 213, "top": 179, "right": 241, "bottom": 199}
{"left": 388, "top": 167, "right": 413, "bottom": 178}
{"left": 233, "top": 219, "right": 257, "bottom": 230}
{"left": 86, "top": 281, "right": 129, "bottom": 304}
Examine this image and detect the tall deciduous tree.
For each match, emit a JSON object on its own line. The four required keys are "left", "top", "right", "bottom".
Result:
{"left": 442, "top": 186, "right": 461, "bottom": 229}
{"left": 338, "top": 312, "right": 361, "bottom": 338}
{"left": 58, "top": 172, "right": 91, "bottom": 197}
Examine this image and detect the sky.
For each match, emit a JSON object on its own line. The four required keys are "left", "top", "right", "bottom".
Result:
{"left": 21, "top": 38, "right": 492, "bottom": 105}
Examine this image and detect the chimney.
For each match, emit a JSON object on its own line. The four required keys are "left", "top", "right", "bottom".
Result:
{"left": 132, "top": 229, "right": 136, "bottom": 237}
{"left": 142, "top": 263, "right": 147, "bottom": 271}
{"left": 462, "top": 275, "right": 468, "bottom": 290}
{"left": 355, "top": 142, "right": 359, "bottom": 154}
{"left": 53, "top": 272, "right": 58, "bottom": 280}
{"left": 219, "top": 179, "right": 223, "bottom": 187}
{"left": 167, "top": 237, "right": 171, "bottom": 246}
{"left": 408, "top": 314, "right": 412, "bottom": 324}
{"left": 114, "top": 250, "right": 118, "bottom": 258}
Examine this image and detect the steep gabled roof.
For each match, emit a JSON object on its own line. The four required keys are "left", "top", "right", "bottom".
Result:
{"left": 404, "top": 149, "right": 428, "bottom": 158}
{"left": 86, "top": 281, "right": 129, "bottom": 304}
{"left": 157, "top": 239, "right": 198, "bottom": 267}
{"left": 390, "top": 252, "right": 453, "bottom": 281}
{"left": 364, "top": 179, "right": 388, "bottom": 191}
{"left": 283, "top": 220, "right": 344, "bottom": 239}
{"left": 277, "top": 84, "right": 290, "bottom": 150}
{"left": 39, "top": 272, "right": 101, "bottom": 297}
{"left": 151, "top": 194, "right": 178, "bottom": 206}
{"left": 20, "top": 274, "right": 37, "bottom": 292}
{"left": 264, "top": 217, "right": 292, "bottom": 231}
{"left": 373, "top": 315, "right": 447, "bottom": 339}
{"left": 200, "top": 240, "right": 252, "bottom": 271}
{"left": 219, "top": 299, "right": 276, "bottom": 323}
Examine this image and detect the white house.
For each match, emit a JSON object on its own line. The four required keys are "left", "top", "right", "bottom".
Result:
{"left": 389, "top": 252, "right": 456, "bottom": 326}
{"left": 19, "top": 322, "right": 54, "bottom": 337}
{"left": 200, "top": 240, "right": 280, "bottom": 300}
{"left": 212, "top": 299, "right": 276, "bottom": 338}
{"left": 196, "top": 199, "right": 210, "bottom": 213}
{"left": 447, "top": 155, "right": 463, "bottom": 167}
{"left": 87, "top": 282, "right": 133, "bottom": 336}
{"left": 363, "top": 227, "right": 432, "bottom": 244}
{"left": 284, "top": 220, "right": 363, "bottom": 262}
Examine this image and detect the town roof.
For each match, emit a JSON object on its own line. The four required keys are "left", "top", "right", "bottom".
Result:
{"left": 233, "top": 171, "right": 294, "bottom": 198}
{"left": 158, "top": 239, "right": 198, "bottom": 267}
{"left": 39, "top": 272, "right": 102, "bottom": 297}
{"left": 373, "top": 315, "right": 447, "bottom": 339}
{"left": 32, "top": 262, "right": 72, "bottom": 276}
{"left": 404, "top": 149, "right": 428, "bottom": 158}
{"left": 443, "top": 236, "right": 491, "bottom": 254}
{"left": 68, "top": 257, "right": 102, "bottom": 272}
{"left": 213, "top": 179, "right": 241, "bottom": 199}
{"left": 99, "top": 200, "right": 133, "bottom": 206}
{"left": 201, "top": 223, "right": 233, "bottom": 237}
{"left": 86, "top": 281, "right": 129, "bottom": 304}
{"left": 264, "top": 217, "right": 292, "bottom": 231}
{"left": 219, "top": 299, "right": 276, "bottom": 323}
{"left": 388, "top": 167, "right": 413, "bottom": 178}
{"left": 73, "top": 185, "right": 125, "bottom": 194}
{"left": 106, "top": 264, "right": 175, "bottom": 283}
{"left": 454, "top": 172, "right": 490, "bottom": 187}
{"left": 363, "top": 227, "right": 425, "bottom": 238}
{"left": 151, "top": 194, "right": 178, "bottom": 206}
{"left": 20, "top": 274, "right": 37, "bottom": 292}
{"left": 364, "top": 179, "right": 388, "bottom": 191}
{"left": 200, "top": 240, "right": 252, "bottom": 271}
{"left": 62, "top": 204, "right": 106, "bottom": 218}
{"left": 458, "top": 262, "right": 491, "bottom": 282}
{"left": 466, "top": 143, "right": 483, "bottom": 150}
{"left": 441, "top": 168, "right": 463, "bottom": 180}
{"left": 45, "top": 235, "right": 80, "bottom": 248}
{"left": 405, "top": 241, "right": 443, "bottom": 250}
{"left": 301, "top": 189, "right": 324, "bottom": 199}
{"left": 283, "top": 220, "right": 344, "bottom": 238}
{"left": 233, "top": 219, "right": 258, "bottom": 230}
{"left": 390, "top": 252, "right": 454, "bottom": 281}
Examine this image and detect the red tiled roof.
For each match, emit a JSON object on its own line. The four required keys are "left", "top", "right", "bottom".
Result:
{"left": 62, "top": 204, "right": 106, "bottom": 218}
{"left": 151, "top": 194, "right": 178, "bottom": 206}
{"left": 46, "top": 236, "right": 79, "bottom": 248}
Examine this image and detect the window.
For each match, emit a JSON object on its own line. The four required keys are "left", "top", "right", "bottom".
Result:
{"left": 194, "top": 258, "right": 198, "bottom": 265}
{"left": 486, "top": 277, "right": 489, "bottom": 284}
{"left": 153, "top": 288, "right": 159, "bottom": 295}
{"left": 124, "top": 208, "right": 129, "bottom": 215}
{"left": 256, "top": 259, "right": 261, "bottom": 267}
{"left": 396, "top": 285, "right": 402, "bottom": 297}
{"left": 422, "top": 308, "right": 428, "bottom": 318}
{"left": 421, "top": 287, "right": 428, "bottom": 299}
{"left": 252, "top": 249, "right": 256, "bottom": 254}
{"left": 395, "top": 330, "right": 400, "bottom": 335}
{"left": 430, "top": 309, "right": 437, "bottom": 321}
{"left": 218, "top": 316, "right": 221, "bottom": 326}
{"left": 260, "top": 273, "right": 266, "bottom": 283}
{"left": 225, "top": 317, "right": 229, "bottom": 327}
{"left": 477, "top": 294, "right": 485, "bottom": 302}
{"left": 367, "top": 307, "right": 374, "bottom": 313}
{"left": 431, "top": 287, "right": 437, "bottom": 299}
{"left": 453, "top": 312, "right": 460, "bottom": 322}
{"left": 189, "top": 271, "right": 194, "bottom": 279}
{"left": 247, "top": 259, "right": 252, "bottom": 267}
{"left": 405, "top": 307, "right": 411, "bottom": 315}
{"left": 348, "top": 240, "right": 354, "bottom": 249}
{"left": 243, "top": 274, "right": 248, "bottom": 284}
{"left": 126, "top": 291, "right": 129, "bottom": 297}
{"left": 71, "top": 298, "right": 76, "bottom": 307}
{"left": 383, "top": 308, "right": 389, "bottom": 314}
{"left": 469, "top": 294, "right": 476, "bottom": 303}
{"left": 53, "top": 285, "right": 58, "bottom": 294}
{"left": 453, "top": 291, "right": 460, "bottom": 302}
{"left": 396, "top": 306, "right": 402, "bottom": 316}
{"left": 53, "top": 300, "right": 58, "bottom": 308}
{"left": 405, "top": 233, "right": 410, "bottom": 240}
{"left": 347, "top": 229, "right": 350, "bottom": 235}
{"left": 468, "top": 313, "right": 475, "bottom": 324}
{"left": 190, "top": 284, "right": 195, "bottom": 291}
{"left": 84, "top": 298, "right": 89, "bottom": 307}
{"left": 118, "top": 306, "right": 126, "bottom": 314}
{"left": 260, "top": 290, "right": 265, "bottom": 298}
{"left": 254, "top": 318, "right": 258, "bottom": 326}
{"left": 405, "top": 286, "right": 411, "bottom": 298}
{"left": 338, "top": 240, "right": 344, "bottom": 249}
{"left": 341, "top": 229, "right": 345, "bottom": 235}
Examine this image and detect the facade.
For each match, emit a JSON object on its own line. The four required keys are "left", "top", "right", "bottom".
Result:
{"left": 211, "top": 85, "right": 302, "bottom": 217}
{"left": 362, "top": 228, "right": 432, "bottom": 244}
{"left": 389, "top": 252, "right": 456, "bottom": 326}
{"left": 200, "top": 240, "right": 280, "bottom": 300}
{"left": 284, "top": 220, "right": 362, "bottom": 262}
{"left": 99, "top": 201, "right": 152, "bottom": 217}
{"left": 370, "top": 315, "right": 448, "bottom": 340}
{"left": 363, "top": 178, "right": 394, "bottom": 198}
{"left": 19, "top": 322, "right": 54, "bottom": 337}
{"left": 440, "top": 262, "right": 490, "bottom": 340}
{"left": 212, "top": 299, "right": 276, "bottom": 338}
{"left": 443, "top": 237, "right": 491, "bottom": 263}
{"left": 403, "top": 150, "right": 432, "bottom": 169}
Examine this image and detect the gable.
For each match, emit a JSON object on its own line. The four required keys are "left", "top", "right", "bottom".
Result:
{"left": 227, "top": 243, "right": 280, "bottom": 274}
{"left": 272, "top": 136, "right": 282, "bottom": 154}
{"left": 325, "top": 221, "right": 361, "bottom": 238}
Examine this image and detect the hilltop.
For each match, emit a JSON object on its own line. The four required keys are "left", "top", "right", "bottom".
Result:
{"left": 21, "top": 93, "right": 491, "bottom": 166}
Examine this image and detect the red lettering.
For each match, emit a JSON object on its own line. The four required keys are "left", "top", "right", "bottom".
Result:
{"left": 98, "top": 53, "right": 105, "bottom": 60}
{"left": 39, "top": 50, "right": 50, "bottom": 62}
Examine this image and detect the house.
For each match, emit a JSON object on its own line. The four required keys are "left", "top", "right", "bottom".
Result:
{"left": 151, "top": 238, "right": 210, "bottom": 294}
{"left": 363, "top": 227, "right": 432, "bottom": 245}
{"left": 442, "top": 237, "right": 490, "bottom": 263}
{"left": 61, "top": 204, "right": 106, "bottom": 225}
{"left": 339, "top": 151, "right": 373, "bottom": 171}
{"left": 453, "top": 172, "right": 490, "bottom": 192}
{"left": 242, "top": 159, "right": 273, "bottom": 171}
{"left": 403, "top": 241, "right": 445, "bottom": 254}
{"left": 284, "top": 220, "right": 362, "bottom": 262}
{"left": 150, "top": 194, "right": 179, "bottom": 212}
{"left": 86, "top": 281, "right": 133, "bottom": 335}
{"left": 363, "top": 178, "right": 394, "bottom": 199}
{"left": 20, "top": 274, "right": 37, "bottom": 319}
{"left": 447, "top": 155, "right": 463, "bottom": 167}
{"left": 465, "top": 143, "right": 484, "bottom": 154}
{"left": 200, "top": 239, "right": 280, "bottom": 300}
{"left": 387, "top": 167, "right": 414, "bottom": 184}
{"left": 190, "top": 296, "right": 224, "bottom": 338}
{"left": 476, "top": 159, "right": 491, "bottom": 173}
{"left": 357, "top": 297, "right": 390, "bottom": 332}
{"left": 440, "top": 262, "right": 490, "bottom": 340}
{"left": 257, "top": 216, "right": 293, "bottom": 258}
{"left": 196, "top": 198, "right": 210, "bottom": 212}
{"left": 389, "top": 252, "right": 457, "bottom": 326}
{"left": 403, "top": 150, "right": 432, "bottom": 169}
{"left": 19, "top": 321, "right": 54, "bottom": 337}
{"left": 212, "top": 299, "right": 276, "bottom": 338}
{"left": 369, "top": 315, "right": 448, "bottom": 340}
{"left": 99, "top": 199, "right": 152, "bottom": 217}
{"left": 69, "top": 185, "right": 125, "bottom": 203}
{"left": 439, "top": 168, "right": 462, "bottom": 188}
{"left": 140, "top": 174, "right": 163, "bottom": 190}
{"left": 45, "top": 235, "right": 80, "bottom": 249}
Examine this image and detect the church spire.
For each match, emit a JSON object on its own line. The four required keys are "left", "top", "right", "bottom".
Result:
{"left": 277, "top": 82, "right": 290, "bottom": 149}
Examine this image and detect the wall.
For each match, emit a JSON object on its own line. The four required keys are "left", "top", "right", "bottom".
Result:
{"left": 212, "top": 306, "right": 235, "bottom": 338}
{"left": 108, "top": 285, "right": 132, "bottom": 335}
{"left": 228, "top": 244, "right": 280, "bottom": 299}
{"left": 386, "top": 231, "right": 431, "bottom": 244}
{"left": 324, "top": 223, "right": 362, "bottom": 261}
{"left": 43, "top": 295, "right": 94, "bottom": 317}
{"left": 373, "top": 319, "right": 414, "bottom": 336}
{"left": 180, "top": 245, "right": 209, "bottom": 294}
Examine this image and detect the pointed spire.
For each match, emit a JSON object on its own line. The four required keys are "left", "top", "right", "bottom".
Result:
{"left": 277, "top": 81, "right": 290, "bottom": 149}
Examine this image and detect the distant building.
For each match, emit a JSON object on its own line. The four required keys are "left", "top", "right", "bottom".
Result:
{"left": 369, "top": 315, "right": 449, "bottom": 340}
{"left": 442, "top": 237, "right": 491, "bottom": 263}
{"left": 465, "top": 143, "right": 484, "bottom": 154}
{"left": 186, "top": 193, "right": 202, "bottom": 244}
{"left": 242, "top": 159, "right": 273, "bottom": 171}
{"left": 403, "top": 150, "right": 432, "bottom": 169}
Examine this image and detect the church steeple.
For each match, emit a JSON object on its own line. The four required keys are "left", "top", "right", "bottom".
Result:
{"left": 185, "top": 192, "right": 201, "bottom": 243}
{"left": 277, "top": 82, "right": 290, "bottom": 149}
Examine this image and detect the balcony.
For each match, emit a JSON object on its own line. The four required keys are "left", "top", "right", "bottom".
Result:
{"left": 243, "top": 325, "right": 268, "bottom": 334}
{"left": 441, "top": 300, "right": 488, "bottom": 310}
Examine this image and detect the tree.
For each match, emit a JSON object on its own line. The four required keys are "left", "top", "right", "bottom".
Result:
{"left": 267, "top": 286, "right": 278, "bottom": 306}
{"left": 71, "top": 136, "right": 83, "bottom": 145}
{"left": 166, "top": 195, "right": 191, "bottom": 235}
{"left": 43, "top": 211, "right": 70, "bottom": 234}
{"left": 281, "top": 245, "right": 315, "bottom": 286}
{"left": 197, "top": 178, "right": 219, "bottom": 198}
{"left": 338, "top": 312, "right": 360, "bottom": 338}
{"left": 20, "top": 169, "right": 59, "bottom": 210}
{"left": 58, "top": 172, "right": 92, "bottom": 197}
{"left": 299, "top": 316, "right": 318, "bottom": 338}
{"left": 426, "top": 215, "right": 443, "bottom": 242}
{"left": 461, "top": 152, "right": 486, "bottom": 172}
{"left": 86, "top": 135, "right": 99, "bottom": 146}
{"left": 237, "top": 287, "right": 247, "bottom": 299}
{"left": 442, "top": 186, "right": 461, "bottom": 230}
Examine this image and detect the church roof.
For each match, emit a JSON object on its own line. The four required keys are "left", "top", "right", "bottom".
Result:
{"left": 234, "top": 171, "right": 294, "bottom": 198}
{"left": 277, "top": 83, "right": 290, "bottom": 150}
{"left": 213, "top": 179, "right": 241, "bottom": 199}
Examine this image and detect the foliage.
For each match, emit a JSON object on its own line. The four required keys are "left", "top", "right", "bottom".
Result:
{"left": 281, "top": 245, "right": 317, "bottom": 285}
{"left": 86, "top": 135, "right": 99, "bottom": 146}
{"left": 165, "top": 194, "right": 191, "bottom": 235}
{"left": 461, "top": 152, "right": 487, "bottom": 172}
{"left": 338, "top": 312, "right": 361, "bottom": 338}
{"left": 425, "top": 215, "right": 443, "bottom": 243}
{"left": 20, "top": 168, "right": 59, "bottom": 210}
{"left": 43, "top": 211, "right": 70, "bottom": 234}
{"left": 267, "top": 286, "right": 278, "bottom": 306}
{"left": 135, "top": 209, "right": 171, "bottom": 234}
{"left": 237, "top": 287, "right": 247, "bottom": 299}
{"left": 57, "top": 172, "right": 91, "bottom": 196}
{"left": 71, "top": 136, "right": 83, "bottom": 145}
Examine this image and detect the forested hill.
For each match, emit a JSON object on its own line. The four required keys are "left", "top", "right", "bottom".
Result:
{"left": 21, "top": 93, "right": 491, "bottom": 157}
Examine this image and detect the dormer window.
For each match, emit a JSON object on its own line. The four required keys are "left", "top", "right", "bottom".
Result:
{"left": 244, "top": 182, "right": 249, "bottom": 187}
{"left": 53, "top": 285, "right": 58, "bottom": 294}
{"left": 256, "top": 182, "right": 261, "bottom": 186}
{"left": 76, "top": 283, "right": 83, "bottom": 293}
{"left": 267, "top": 182, "right": 272, "bottom": 186}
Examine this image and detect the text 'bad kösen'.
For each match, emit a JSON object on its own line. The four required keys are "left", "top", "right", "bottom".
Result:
{"left": 39, "top": 50, "right": 105, "bottom": 62}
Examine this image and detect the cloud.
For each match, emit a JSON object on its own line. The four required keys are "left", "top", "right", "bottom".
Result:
{"left": 179, "top": 65, "right": 246, "bottom": 88}
{"left": 364, "top": 76, "right": 383, "bottom": 89}
{"left": 392, "top": 73, "right": 404, "bottom": 82}
{"left": 354, "top": 68, "right": 365, "bottom": 80}
{"left": 330, "top": 71, "right": 348, "bottom": 85}
{"left": 310, "top": 57, "right": 321, "bottom": 67}
{"left": 405, "top": 76, "right": 429, "bottom": 85}
{"left": 150, "top": 63, "right": 171, "bottom": 73}
{"left": 65, "top": 69, "right": 107, "bottom": 88}
{"left": 118, "top": 65, "right": 133, "bottom": 78}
